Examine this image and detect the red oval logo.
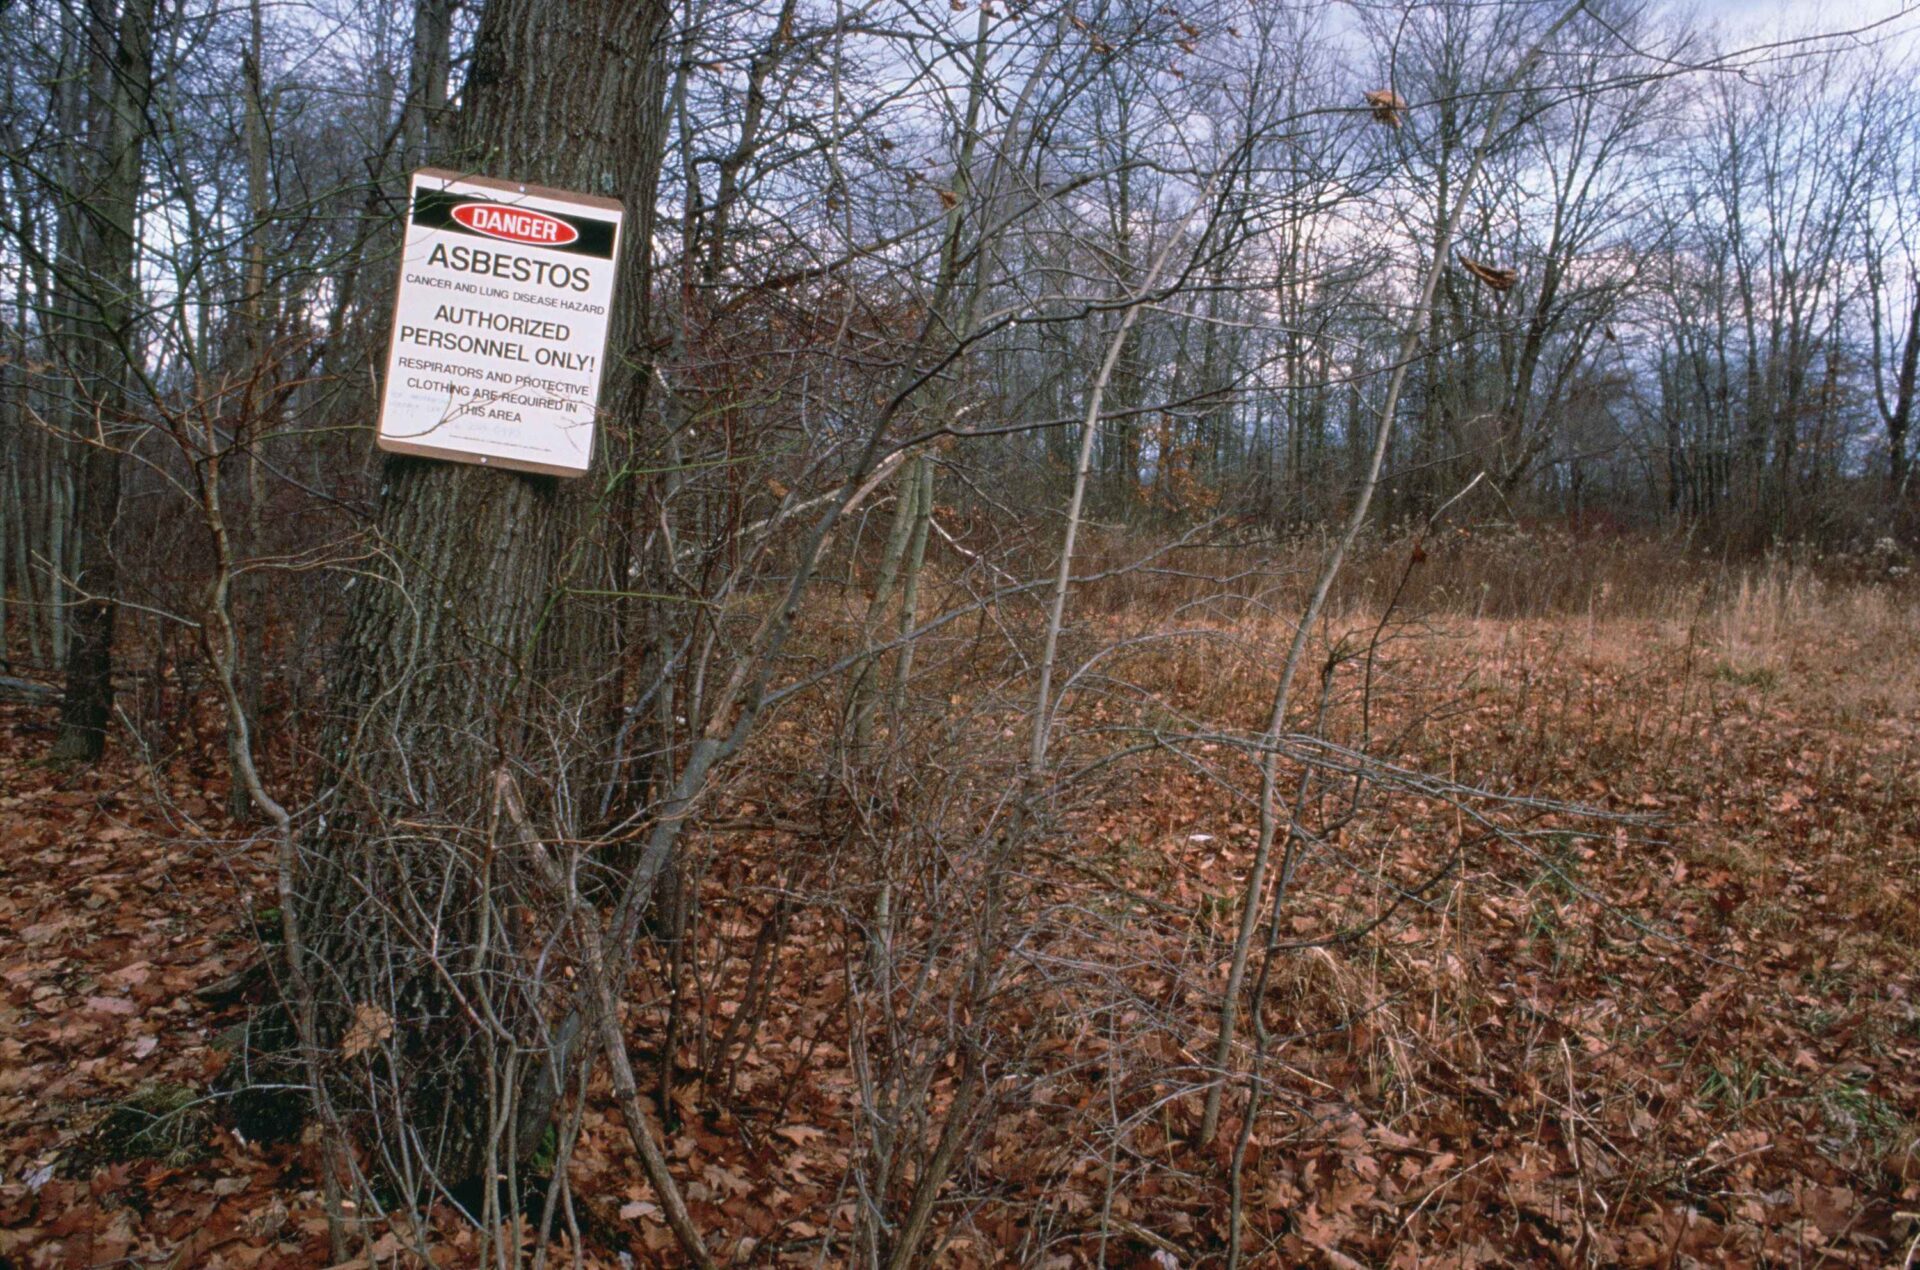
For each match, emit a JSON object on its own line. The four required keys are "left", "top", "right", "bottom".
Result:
{"left": 450, "top": 203, "right": 579, "bottom": 247}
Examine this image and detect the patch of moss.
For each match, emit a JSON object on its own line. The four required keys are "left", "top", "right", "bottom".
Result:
{"left": 528, "top": 1123, "right": 560, "bottom": 1175}
{"left": 1713, "top": 662, "right": 1780, "bottom": 690}
{"left": 86, "top": 1083, "right": 212, "bottom": 1166}
{"left": 250, "top": 906, "right": 284, "bottom": 944}
{"left": 213, "top": 1005, "right": 308, "bottom": 1144}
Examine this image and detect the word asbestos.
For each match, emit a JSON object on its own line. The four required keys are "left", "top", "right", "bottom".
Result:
{"left": 377, "top": 169, "right": 624, "bottom": 476}
{"left": 426, "top": 240, "right": 593, "bottom": 291}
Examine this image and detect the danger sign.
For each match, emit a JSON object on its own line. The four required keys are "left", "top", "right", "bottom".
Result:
{"left": 377, "top": 168, "right": 624, "bottom": 477}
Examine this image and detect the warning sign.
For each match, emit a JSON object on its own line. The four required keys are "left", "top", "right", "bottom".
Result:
{"left": 377, "top": 168, "right": 624, "bottom": 477}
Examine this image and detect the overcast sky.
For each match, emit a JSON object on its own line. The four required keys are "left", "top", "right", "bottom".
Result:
{"left": 1697, "top": 0, "right": 1917, "bottom": 37}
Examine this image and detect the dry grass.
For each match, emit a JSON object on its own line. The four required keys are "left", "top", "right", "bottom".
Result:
{"left": 627, "top": 526, "right": 1920, "bottom": 1263}
{"left": 800, "top": 527, "right": 1920, "bottom": 1263}
{"left": 4, "top": 530, "right": 1917, "bottom": 1266}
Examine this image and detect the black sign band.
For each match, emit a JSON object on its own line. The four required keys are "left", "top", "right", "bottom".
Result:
{"left": 411, "top": 188, "right": 619, "bottom": 260}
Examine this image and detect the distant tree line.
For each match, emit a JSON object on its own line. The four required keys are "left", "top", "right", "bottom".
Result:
{"left": 4, "top": 0, "right": 1915, "bottom": 717}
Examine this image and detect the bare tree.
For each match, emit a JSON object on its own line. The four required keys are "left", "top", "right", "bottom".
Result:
{"left": 44, "top": 0, "right": 154, "bottom": 760}
{"left": 298, "top": 0, "right": 672, "bottom": 1197}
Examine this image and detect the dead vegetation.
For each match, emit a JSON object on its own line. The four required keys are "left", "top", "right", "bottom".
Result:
{"left": 1, "top": 532, "right": 1917, "bottom": 1267}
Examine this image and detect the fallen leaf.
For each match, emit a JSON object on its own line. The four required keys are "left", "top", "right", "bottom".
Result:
{"left": 341, "top": 1003, "right": 393, "bottom": 1060}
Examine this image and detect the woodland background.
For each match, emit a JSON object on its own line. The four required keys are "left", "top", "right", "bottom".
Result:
{"left": 1, "top": 0, "right": 1918, "bottom": 1265}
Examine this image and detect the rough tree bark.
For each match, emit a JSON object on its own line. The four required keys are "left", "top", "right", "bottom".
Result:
{"left": 401, "top": 0, "right": 454, "bottom": 166}
{"left": 300, "top": 0, "right": 669, "bottom": 1191}
{"left": 49, "top": 0, "right": 154, "bottom": 761}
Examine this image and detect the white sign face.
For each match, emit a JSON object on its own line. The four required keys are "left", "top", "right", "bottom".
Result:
{"left": 377, "top": 168, "right": 624, "bottom": 477}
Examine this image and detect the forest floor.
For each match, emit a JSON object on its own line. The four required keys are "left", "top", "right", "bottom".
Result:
{"left": 0, "top": 542, "right": 1916, "bottom": 1268}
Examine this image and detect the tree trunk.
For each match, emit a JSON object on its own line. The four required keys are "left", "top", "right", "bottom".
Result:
{"left": 300, "top": 0, "right": 669, "bottom": 1192}
{"left": 402, "top": 0, "right": 454, "bottom": 165}
{"left": 1888, "top": 287, "right": 1918, "bottom": 497}
{"left": 50, "top": 0, "right": 156, "bottom": 762}
{"left": 226, "top": 0, "right": 271, "bottom": 822}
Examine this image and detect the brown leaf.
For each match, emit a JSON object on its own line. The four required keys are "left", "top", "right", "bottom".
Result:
{"left": 1457, "top": 254, "right": 1519, "bottom": 292}
{"left": 340, "top": 1003, "right": 393, "bottom": 1060}
{"left": 1364, "top": 88, "right": 1407, "bottom": 128}
{"left": 775, "top": 1123, "right": 826, "bottom": 1147}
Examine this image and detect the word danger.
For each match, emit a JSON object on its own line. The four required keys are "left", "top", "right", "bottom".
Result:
{"left": 450, "top": 202, "right": 580, "bottom": 247}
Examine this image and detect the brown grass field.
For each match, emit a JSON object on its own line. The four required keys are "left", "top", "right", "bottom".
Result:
{"left": 0, "top": 534, "right": 1916, "bottom": 1267}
